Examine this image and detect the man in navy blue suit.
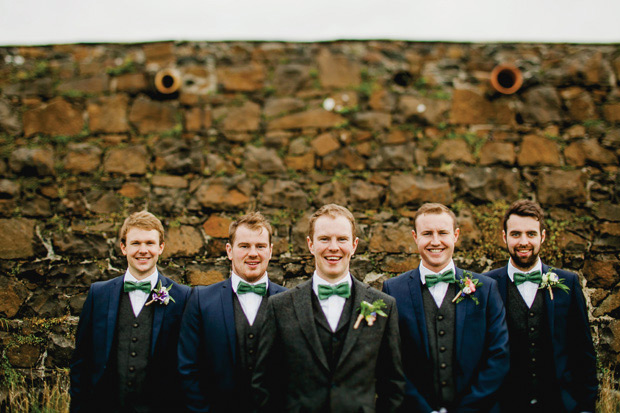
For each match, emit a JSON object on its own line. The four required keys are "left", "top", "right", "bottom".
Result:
{"left": 484, "top": 200, "right": 597, "bottom": 412}
{"left": 70, "top": 210, "right": 191, "bottom": 412}
{"left": 382, "top": 203, "right": 509, "bottom": 412}
{"left": 177, "top": 212, "right": 286, "bottom": 412}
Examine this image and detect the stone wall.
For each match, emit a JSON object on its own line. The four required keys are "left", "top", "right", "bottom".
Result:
{"left": 0, "top": 41, "right": 619, "bottom": 384}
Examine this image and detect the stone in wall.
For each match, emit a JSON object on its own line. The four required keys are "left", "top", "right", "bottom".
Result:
{"left": 0, "top": 218, "right": 37, "bottom": 259}
{"left": 0, "top": 97, "right": 22, "bottom": 135}
{"left": 0, "top": 276, "right": 29, "bottom": 318}
{"left": 583, "top": 257, "right": 619, "bottom": 289}
{"left": 186, "top": 264, "right": 226, "bottom": 286}
{"left": 368, "top": 143, "right": 416, "bottom": 170}
{"left": 349, "top": 180, "right": 383, "bottom": 209}
{"left": 23, "top": 97, "right": 83, "bottom": 137}
{"left": 202, "top": 215, "right": 232, "bottom": 238}
{"left": 316, "top": 181, "right": 348, "bottom": 206}
{"left": 450, "top": 88, "right": 514, "bottom": 125}
{"left": 263, "top": 97, "right": 306, "bottom": 118}
{"left": 57, "top": 74, "right": 108, "bottom": 94}
{"left": 317, "top": 49, "right": 361, "bottom": 89}
{"left": 603, "top": 103, "right": 620, "bottom": 123}
{"left": 87, "top": 94, "right": 129, "bottom": 133}
{"left": 162, "top": 225, "right": 203, "bottom": 258}
{"left": 520, "top": 86, "right": 563, "bottom": 124}
{"left": 214, "top": 101, "right": 261, "bottom": 131}
{"left": 517, "top": 134, "right": 561, "bottom": 166}
{"left": 431, "top": 139, "right": 475, "bottom": 164}
{"left": 479, "top": 142, "right": 516, "bottom": 166}
{"left": 64, "top": 143, "right": 102, "bottom": 173}
{"left": 261, "top": 180, "right": 309, "bottom": 210}
{"left": 104, "top": 145, "right": 148, "bottom": 175}
{"left": 562, "top": 87, "right": 596, "bottom": 122}
{"left": 322, "top": 147, "right": 366, "bottom": 171}
{"left": 564, "top": 139, "right": 618, "bottom": 167}
{"left": 244, "top": 145, "right": 286, "bottom": 173}
{"left": 9, "top": 147, "right": 55, "bottom": 176}
{"left": 152, "top": 137, "right": 204, "bottom": 174}
{"left": 389, "top": 174, "right": 453, "bottom": 207}
{"left": 272, "top": 64, "right": 312, "bottom": 95}
{"left": 353, "top": 112, "right": 392, "bottom": 131}
{"left": 217, "top": 64, "right": 265, "bottom": 92}
{"left": 311, "top": 132, "right": 341, "bottom": 157}
{"left": 45, "top": 333, "right": 74, "bottom": 368}
{"left": 53, "top": 232, "right": 108, "bottom": 258}
{"left": 194, "top": 178, "right": 251, "bottom": 210}
{"left": 128, "top": 96, "right": 178, "bottom": 134}
{"left": 536, "top": 170, "right": 587, "bottom": 205}
{"left": 456, "top": 167, "right": 520, "bottom": 203}
{"left": 6, "top": 344, "right": 41, "bottom": 368}
{"left": 268, "top": 109, "right": 346, "bottom": 130}
{"left": 369, "top": 222, "right": 416, "bottom": 254}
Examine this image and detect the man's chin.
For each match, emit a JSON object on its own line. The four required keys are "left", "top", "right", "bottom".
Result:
{"left": 511, "top": 254, "right": 538, "bottom": 270}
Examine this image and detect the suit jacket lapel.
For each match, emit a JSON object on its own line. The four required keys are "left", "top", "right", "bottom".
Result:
{"left": 292, "top": 280, "right": 329, "bottom": 372}
{"left": 497, "top": 266, "right": 509, "bottom": 304}
{"left": 336, "top": 278, "right": 368, "bottom": 368}
{"left": 221, "top": 278, "right": 237, "bottom": 364}
{"left": 150, "top": 272, "right": 169, "bottom": 356}
{"left": 541, "top": 263, "right": 555, "bottom": 337}
{"left": 454, "top": 267, "right": 471, "bottom": 369}
{"left": 409, "top": 269, "right": 430, "bottom": 359}
{"left": 105, "top": 277, "right": 123, "bottom": 362}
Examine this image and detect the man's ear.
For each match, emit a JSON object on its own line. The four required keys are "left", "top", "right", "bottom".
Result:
{"left": 307, "top": 236, "right": 314, "bottom": 255}
{"left": 454, "top": 227, "right": 460, "bottom": 243}
{"left": 541, "top": 229, "right": 546, "bottom": 244}
{"left": 225, "top": 243, "right": 233, "bottom": 260}
{"left": 120, "top": 242, "right": 127, "bottom": 256}
{"left": 502, "top": 230, "right": 507, "bottom": 245}
{"left": 411, "top": 229, "right": 417, "bottom": 243}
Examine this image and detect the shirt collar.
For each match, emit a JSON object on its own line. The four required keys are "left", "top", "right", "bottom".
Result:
{"left": 507, "top": 258, "right": 542, "bottom": 282}
{"left": 231, "top": 271, "right": 269, "bottom": 293}
{"left": 124, "top": 268, "right": 159, "bottom": 290}
{"left": 312, "top": 271, "right": 352, "bottom": 297}
{"left": 419, "top": 260, "right": 455, "bottom": 285}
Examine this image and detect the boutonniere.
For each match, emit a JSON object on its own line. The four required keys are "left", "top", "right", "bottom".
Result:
{"left": 452, "top": 273, "right": 482, "bottom": 305}
{"left": 539, "top": 269, "right": 569, "bottom": 300}
{"left": 353, "top": 299, "right": 388, "bottom": 329}
{"left": 145, "top": 281, "right": 175, "bottom": 306}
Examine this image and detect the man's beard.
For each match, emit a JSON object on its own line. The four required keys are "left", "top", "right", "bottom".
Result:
{"left": 509, "top": 247, "right": 539, "bottom": 270}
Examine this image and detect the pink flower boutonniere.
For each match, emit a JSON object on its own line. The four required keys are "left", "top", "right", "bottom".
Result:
{"left": 145, "top": 281, "right": 175, "bottom": 306}
{"left": 452, "top": 273, "right": 483, "bottom": 305}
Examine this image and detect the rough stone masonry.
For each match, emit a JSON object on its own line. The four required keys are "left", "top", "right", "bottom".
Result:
{"left": 0, "top": 41, "right": 619, "bottom": 384}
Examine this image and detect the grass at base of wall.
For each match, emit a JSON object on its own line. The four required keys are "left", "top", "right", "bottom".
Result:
{"left": 598, "top": 363, "right": 620, "bottom": 413}
{"left": 2, "top": 369, "right": 69, "bottom": 413}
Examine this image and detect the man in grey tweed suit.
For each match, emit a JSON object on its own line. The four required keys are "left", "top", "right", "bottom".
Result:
{"left": 253, "top": 204, "right": 405, "bottom": 413}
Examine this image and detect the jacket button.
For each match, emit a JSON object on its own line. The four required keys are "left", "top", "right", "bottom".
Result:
{"left": 440, "top": 346, "right": 446, "bottom": 352}
{"left": 133, "top": 323, "right": 139, "bottom": 328}
{"left": 438, "top": 330, "right": 445, "bottom": 336}
{"left": 248, "top": 333, "right": 255, "bottom": 339}
{"left": 531, "top": 358, "right": 536, "bottom": 363}
{"left": 530, "top": 327, "right": 535, "bottom": 332}
{"left": 131, "top": 352, "right": 137, "bottom": 357}
{"left": 437, "top": 315, "right": 444, "bottom": 321}
{"left": 440, "top": 363, "right": 447, "bottom": 369}
{"left": 529, "top": 312, "right": 535, "bottom": 317}
{"left": 132, "top": 337, "right": 138, "bottom": 342}
{"left": 441, "top": 381, "right": 447, "bottom": 386}
{"left": 249, "top": 349, "right": 255, "bottom": 354}
{"left": 129, "top": 366, "right": 135, "bottom": 372}
{"left": 127, "top": 381, "right": 133, "bottom": 387}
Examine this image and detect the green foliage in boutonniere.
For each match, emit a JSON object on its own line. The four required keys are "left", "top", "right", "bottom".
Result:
{"left": 353, "top": 300, "right": 388, "bottom": 329}
{"left": 145, "top": 281, "right": 175, "bottom": 306}
{"left": 539, "top": 269, "right": 570, "bottom": 300}
{"left": 452, "top": 272, "right": 483, "bottom": 305}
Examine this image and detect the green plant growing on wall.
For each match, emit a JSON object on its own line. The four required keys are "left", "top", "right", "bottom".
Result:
{"left": 106, "top": 58, "right": 137, "bottom": 76}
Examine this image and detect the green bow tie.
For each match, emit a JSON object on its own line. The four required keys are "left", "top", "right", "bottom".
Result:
{"left": 318, "top": 282, "right": 351, "bottom": 300}
{"left": 124, "top": 280, "right": 152, "bottom": 294}
{"left": 425, "top": 269, "right": 456, "bottom": 288}
{"left": 514, "top": 270, "right": 542, "bottom": 286}
{"left": 237, "top": 281, "right": 267, "bottom": 296}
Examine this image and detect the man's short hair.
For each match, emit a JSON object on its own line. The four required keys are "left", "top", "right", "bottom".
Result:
{"left": 413, "top": 203, "right": 458, "bottom": 232}
{"left": 120, "top": 210, "right": 165, "bottom": 245}
{"left": 308, "top": 204, "right": 357, "bottom": 240}
{"left": 229, "top": 211, "right": 273, "bottom": 245}
{"left": 503, "top": 199, "right": 545, "bottom": 233}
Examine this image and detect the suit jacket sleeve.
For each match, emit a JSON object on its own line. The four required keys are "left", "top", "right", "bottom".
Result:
{"left": 177, "top": 288, "right": 210, "bottom": 412}
{"left": 69, "top": 285, "right": 96, "bottom": 413}
{"left": 567, "top": 275, "right": 598, "bottom": 412}
{"left": 457, "top": 279, "right": 510, "bottom": 412}
{"left": 375, "top": 296, "right": 406, "bottom": 413}
{"left": 381, "top": 280, "right": 434, "bottom": 413}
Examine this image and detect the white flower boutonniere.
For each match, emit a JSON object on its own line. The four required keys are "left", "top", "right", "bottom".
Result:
{"left": 539, "top": 269, "right": 569, "bottom": 300}
{"left": 353, "top": 300, "right": 388, "bottom": 329}
{"left": 145, "top": 281, "right": 175, "bottom": 306}
{"left": 452, "top": 272, "right": 483, "bottom": 305}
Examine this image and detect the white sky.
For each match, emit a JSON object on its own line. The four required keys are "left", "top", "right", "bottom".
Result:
{"left": 0, "top": 0, "right": 619, "bottom": 45}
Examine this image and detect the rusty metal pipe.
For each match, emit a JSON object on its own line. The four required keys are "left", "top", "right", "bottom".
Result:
{"left": 154, "top": 68, "right": 181, "bottom": 94}
{"left": 490, "top": 64, "right": 523, "bottom": 94}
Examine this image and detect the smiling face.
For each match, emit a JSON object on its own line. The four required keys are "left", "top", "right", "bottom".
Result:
{"left": 121, "top": 227, "right": 165, "bottom": 280}
{"left": 226, "top": 224, "right": 273, "bottom": 283}
{"left": 307, "top": 215, "right": 359, "bottom": 283}
{"left": 413, "top": 212, "right": 459, "bottom": 273}
{"left": 503, "top": 214, "right": 546, "bottom": 271}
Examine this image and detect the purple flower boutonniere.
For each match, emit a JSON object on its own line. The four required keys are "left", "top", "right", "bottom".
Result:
{"left": 353, "top": 299, "right": 388, "bottom": 329}
{"left": 452, "top": 272, "right": 483, "bottom": 305}
{"left": 539, "top": 269, "right": 569, "bottom": 300}
{"left": 145, "top": 281, "right": 175, "bottom": 306}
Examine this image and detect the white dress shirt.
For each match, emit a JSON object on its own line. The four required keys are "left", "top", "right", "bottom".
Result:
{"left": 231, "top": 271, "right": 269, "bottom": 326}
{"left": 420, "top": 261, "right": 456, "bottom": 308}
{"left": 124, "top": 269, "right": 159, "bottom": 317}
{"left": 507, "top": 258, "right": 542, "bottom": 308}
{"left": 312, "top": 272, "right": 352, "bottom": 332}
